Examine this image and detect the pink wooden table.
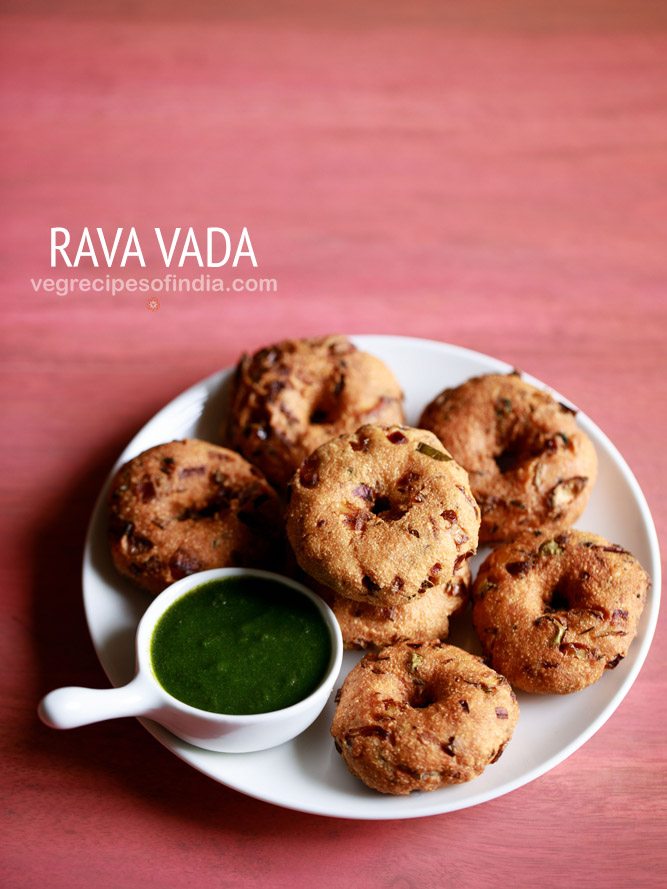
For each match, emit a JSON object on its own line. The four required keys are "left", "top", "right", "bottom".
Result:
{"left": 2, "top": 3, "right": 666, "bottom": 887}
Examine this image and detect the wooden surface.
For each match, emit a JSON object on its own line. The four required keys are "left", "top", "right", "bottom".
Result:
{"left": 2, "top": 3, "right": 666, "bottom": 887}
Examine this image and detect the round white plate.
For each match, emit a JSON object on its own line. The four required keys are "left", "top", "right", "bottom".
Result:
{"left": 83, "top": 336, "right": 661, "bottom": 819}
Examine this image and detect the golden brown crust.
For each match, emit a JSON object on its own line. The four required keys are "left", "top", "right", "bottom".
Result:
{"left": 325, "top": 561, "right": 471, "bottom": 649}
{"left": 286, "top": 425, "right": 480, "bottom": 607}
{"left": 227, "top": 335, "right": 404, "bottom": 489}
{"left": 331, "top": 641, "right": 519, "bottom": 794}
{"left": 472, "top": 529, "right": 649, "bottom": 694}
{"left": 419, "top": 373, "right": 598, "bottom": 542}
{"left": 108, "top": 439, "right": 284, "bottom": 595}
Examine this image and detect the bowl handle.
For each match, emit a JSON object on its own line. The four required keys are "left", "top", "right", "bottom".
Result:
{"left": 38, "top": 675, "right": 157, "bottom": 729}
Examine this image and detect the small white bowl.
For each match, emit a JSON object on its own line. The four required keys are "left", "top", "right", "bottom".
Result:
{"left": 38, "top": 568, "right": 343, "bottom": 753}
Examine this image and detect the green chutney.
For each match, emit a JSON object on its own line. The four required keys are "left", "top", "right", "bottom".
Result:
{"left": 150, "top": 576, "right": 331, "bottom": 715}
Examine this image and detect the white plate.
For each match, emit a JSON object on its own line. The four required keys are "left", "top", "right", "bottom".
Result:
{"left": 83, "top": 336, "right": 661, "bottom": 820}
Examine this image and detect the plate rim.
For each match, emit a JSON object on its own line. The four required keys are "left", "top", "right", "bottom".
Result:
{"left": 81, "top": 334, "right": 662, "bottom": 820}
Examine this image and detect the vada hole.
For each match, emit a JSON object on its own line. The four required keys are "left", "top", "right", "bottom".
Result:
{"left": 309, "top": 378, "right": 345, "bottom": 425}
{"left": 410, "top": 686, "right": 437, "bottom": 709}
{"left": 370, "top": 493, "right": 408, "bottom": 522}
{"left": 545, "top": 582, "right": 570, "bottom": 612}
{"left": 494, "top": 441, "right": 524, "bottom": 475}
{"left": 309, "top": 405, "right": 334, "bottom": 425}
{"left": 371, "top": 496, "right": 392, "bottom": 516}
